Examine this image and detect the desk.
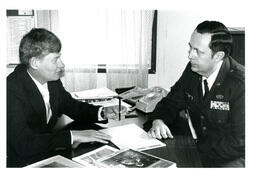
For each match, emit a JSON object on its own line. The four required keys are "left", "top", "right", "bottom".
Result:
{"left": 71, "top": 110, "right": 202, "bottom": 167}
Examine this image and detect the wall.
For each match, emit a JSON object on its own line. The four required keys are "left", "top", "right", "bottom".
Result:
{"left": 148, "top": 10, "right": 246, "bottom": 89}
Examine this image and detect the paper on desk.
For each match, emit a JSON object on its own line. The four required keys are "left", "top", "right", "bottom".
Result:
{"left": 71, "top": 87, "right": 118, "bottom": 100}
{"left": 25, "top": 155, "right": 84, "bottom": 168}
{"left": 100, "top": 123, "right": 166, "bottom": 151}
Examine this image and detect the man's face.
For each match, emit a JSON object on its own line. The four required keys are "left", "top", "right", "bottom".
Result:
{"left": 36, "top": 52, "right": 65, "bottom": 83}
{"left": 188, "top": 30, "right": 216, "bottom": 77}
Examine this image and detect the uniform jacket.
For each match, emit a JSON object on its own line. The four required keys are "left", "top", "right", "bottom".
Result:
{"left": 7, "top": 64, "right": 101, "bottom": 167}
{"left": 146, "top": 56, "right": 245, "bottom": 167}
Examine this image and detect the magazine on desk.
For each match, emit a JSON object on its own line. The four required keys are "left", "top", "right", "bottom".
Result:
{"left": 73, "top": 145, "right": 176, "bottom": 168}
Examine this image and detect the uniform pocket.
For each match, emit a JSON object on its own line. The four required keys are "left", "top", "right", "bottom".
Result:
{"left": 208, "top": 109, "right": 229, "bottom": 125}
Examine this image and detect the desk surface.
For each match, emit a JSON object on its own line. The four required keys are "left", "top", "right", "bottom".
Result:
{"left": 72, "top": 111, "right": 202, "bottom": 167}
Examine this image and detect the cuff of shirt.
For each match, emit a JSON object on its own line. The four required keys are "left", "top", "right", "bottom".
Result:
{"left": 98, "top": 106, "right": 105, "bottom": 121}
{"left": 70, "top": 131, "right": 73, "bottom": 144}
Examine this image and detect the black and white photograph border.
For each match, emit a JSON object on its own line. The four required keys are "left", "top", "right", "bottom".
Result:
{"left": 0, "top": 0, "right": 255, "bottom": 180}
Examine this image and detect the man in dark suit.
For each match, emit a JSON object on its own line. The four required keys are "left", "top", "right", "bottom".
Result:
{"left": 7, "top": 28, "right": 118, "bottom": 167}
{"left": 145, "top": 21, "right": 245, "bottom": 167}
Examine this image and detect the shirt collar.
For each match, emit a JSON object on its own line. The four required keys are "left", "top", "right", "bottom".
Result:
{"left": 202, "top": 60, "right": 223, "bottom": 90}
{"left": 27, "top": 71, "right": 49, "bottom": 96}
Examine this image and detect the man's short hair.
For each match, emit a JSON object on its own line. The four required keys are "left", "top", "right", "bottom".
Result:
{"left": 19, "top": 28, "right": 61, "bottom": 68}
{"left": 195, "top": 20, "right": 232, "bottom": 58}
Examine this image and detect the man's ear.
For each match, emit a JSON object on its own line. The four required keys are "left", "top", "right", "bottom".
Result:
{"left": 29, "top": 57, "right": 40, "bottom": 69}
{"left": 214, "top": 51, "right": 225, "bottom": 62}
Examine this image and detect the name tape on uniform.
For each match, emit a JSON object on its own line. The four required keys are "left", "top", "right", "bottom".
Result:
{"left": 210, "top": 101, "right": 230, "bottom": 111}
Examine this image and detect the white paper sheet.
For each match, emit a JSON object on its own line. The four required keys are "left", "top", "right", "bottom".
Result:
{"left": 100, "top": 123, "right": 166, "bottom": 151}
{"left": 71, "top": 87, "right": 118, "bottom": 100}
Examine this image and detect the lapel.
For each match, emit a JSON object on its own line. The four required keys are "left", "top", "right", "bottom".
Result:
{"left": 47, "top": 81, "right": 59, "bottom": 128}
{"left": 20, "top": 67, "right": 47, "bottom": 128}
{"left": 201, "top": 58, "right": 230, "bottom": 105}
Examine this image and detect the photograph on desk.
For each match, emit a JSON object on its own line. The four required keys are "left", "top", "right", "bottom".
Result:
{"left": 72, "top": 145, "right": 119, "bottom": 167}
{"left": 73, "top": 145, "right": 176, "bottom": 168}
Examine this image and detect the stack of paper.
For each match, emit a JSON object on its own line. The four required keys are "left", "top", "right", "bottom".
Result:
{"left": 71, "top": 87, "right": 118, "bottom": 100}
{"left": 100, "top": 123, "right": 166, "bottom": 151}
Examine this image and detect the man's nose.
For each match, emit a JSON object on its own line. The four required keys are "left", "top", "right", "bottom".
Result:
{"left": 57, "top": 58, "right": 65, "bottom": 69}
{"left": 188, "top": 49, "right": 196, "bottom": 59}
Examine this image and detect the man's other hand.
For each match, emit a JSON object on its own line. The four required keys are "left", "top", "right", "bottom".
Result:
{"left": 148, "top": 119, "right": 173, "bottom": 139}
{"left": 104, "top": 105, "right": 128, "bottom": 120}
{"left": 71, "top": 130, "right": 111, "bottom": 148}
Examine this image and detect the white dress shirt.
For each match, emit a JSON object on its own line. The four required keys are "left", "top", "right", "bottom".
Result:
{"left": 202, "top": 60, "right": 223, "bottom": 95}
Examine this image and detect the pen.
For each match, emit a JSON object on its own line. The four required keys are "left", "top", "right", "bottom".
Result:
{"left": 118, "top": 96, "right": 121, "bottom": 121}
{"left": 185, "top": 109, "right": 198, "bottom": 140}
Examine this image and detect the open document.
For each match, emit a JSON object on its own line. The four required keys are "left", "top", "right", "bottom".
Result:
{"left": 73, "top": 145, "right": 176, "bottom": 168}
{"left": 100, "top": 123, "right": 166, "bottom": 151}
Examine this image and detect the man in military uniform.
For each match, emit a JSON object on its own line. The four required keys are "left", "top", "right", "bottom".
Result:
{"left": 145, "top": 21, "right": 245, "bottom": 167}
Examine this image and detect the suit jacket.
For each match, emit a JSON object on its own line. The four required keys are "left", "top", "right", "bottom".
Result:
{"left": 145, "top": 56, "right": 245, "bottom": 167}
{"left": 7, "top": 64, "right": 101, "bottom": 167}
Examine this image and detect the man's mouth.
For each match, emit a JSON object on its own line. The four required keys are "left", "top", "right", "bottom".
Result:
{"left": 191, "top": 63, "right": 197, "bottom": 67}
{"left": 57, "top": 70, "right": 65, "bottom": 77}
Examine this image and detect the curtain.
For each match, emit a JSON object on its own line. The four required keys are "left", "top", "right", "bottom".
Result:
{"left": 36, "top": 10, "right": 59, "bottom": 35}
{"left": 56, "top": 9, "right": 154, "bottom": 92}
{"left": 106, "top": 10, "right": 154, "bottom": 91}
{"left": 61, "top": 65, "right": 97, "bottom": 92}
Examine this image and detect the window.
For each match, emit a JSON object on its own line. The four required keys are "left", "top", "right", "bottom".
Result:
{"left": 58, "top": 9, "right": 157, "bottom": 74}
{"left": 6, "top": 9, "right": 157, "bottom": 74}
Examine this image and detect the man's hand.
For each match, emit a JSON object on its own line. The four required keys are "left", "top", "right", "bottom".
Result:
{"left": 71, "top": 130, "right": 111, "bottom": 149}
{"left": 104, "top": 105, "right": 128, "bottom": 120}
{"left": 148, "top": 119, "right": 173, "bottom": 139}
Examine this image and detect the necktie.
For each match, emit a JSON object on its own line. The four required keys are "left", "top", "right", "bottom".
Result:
{"left": 42, "top": 91, "right": 52, "bottom": 124}
{"left": 203, "top": 79, "right": 209, "bottom": 97}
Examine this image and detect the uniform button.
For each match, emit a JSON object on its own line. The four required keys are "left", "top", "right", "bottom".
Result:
{"left": 200, "top": 115, "right": 205, "bottom": 119}
{"left": 202, "top": 126, "right": 207, "bottom": 131}
{"left": 230, "top": 69, "right": 234, "bottom": 72}
{"left": 218, "top": 119, "right": 222, "bottom": 123}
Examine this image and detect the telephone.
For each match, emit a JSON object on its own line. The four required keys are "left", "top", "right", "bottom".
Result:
{"left": 119, "top": 86, "right": 169, "bottom": 113}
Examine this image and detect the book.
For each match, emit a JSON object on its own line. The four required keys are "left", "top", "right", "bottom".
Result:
{"left": 25, "top": 155, "right": 84, "bottom": 168}
{"left": 73, "top": 145, "right": 176, "bottom": 168}
{"left": 99, "top": 123, "right": 166, "bottom": 151}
